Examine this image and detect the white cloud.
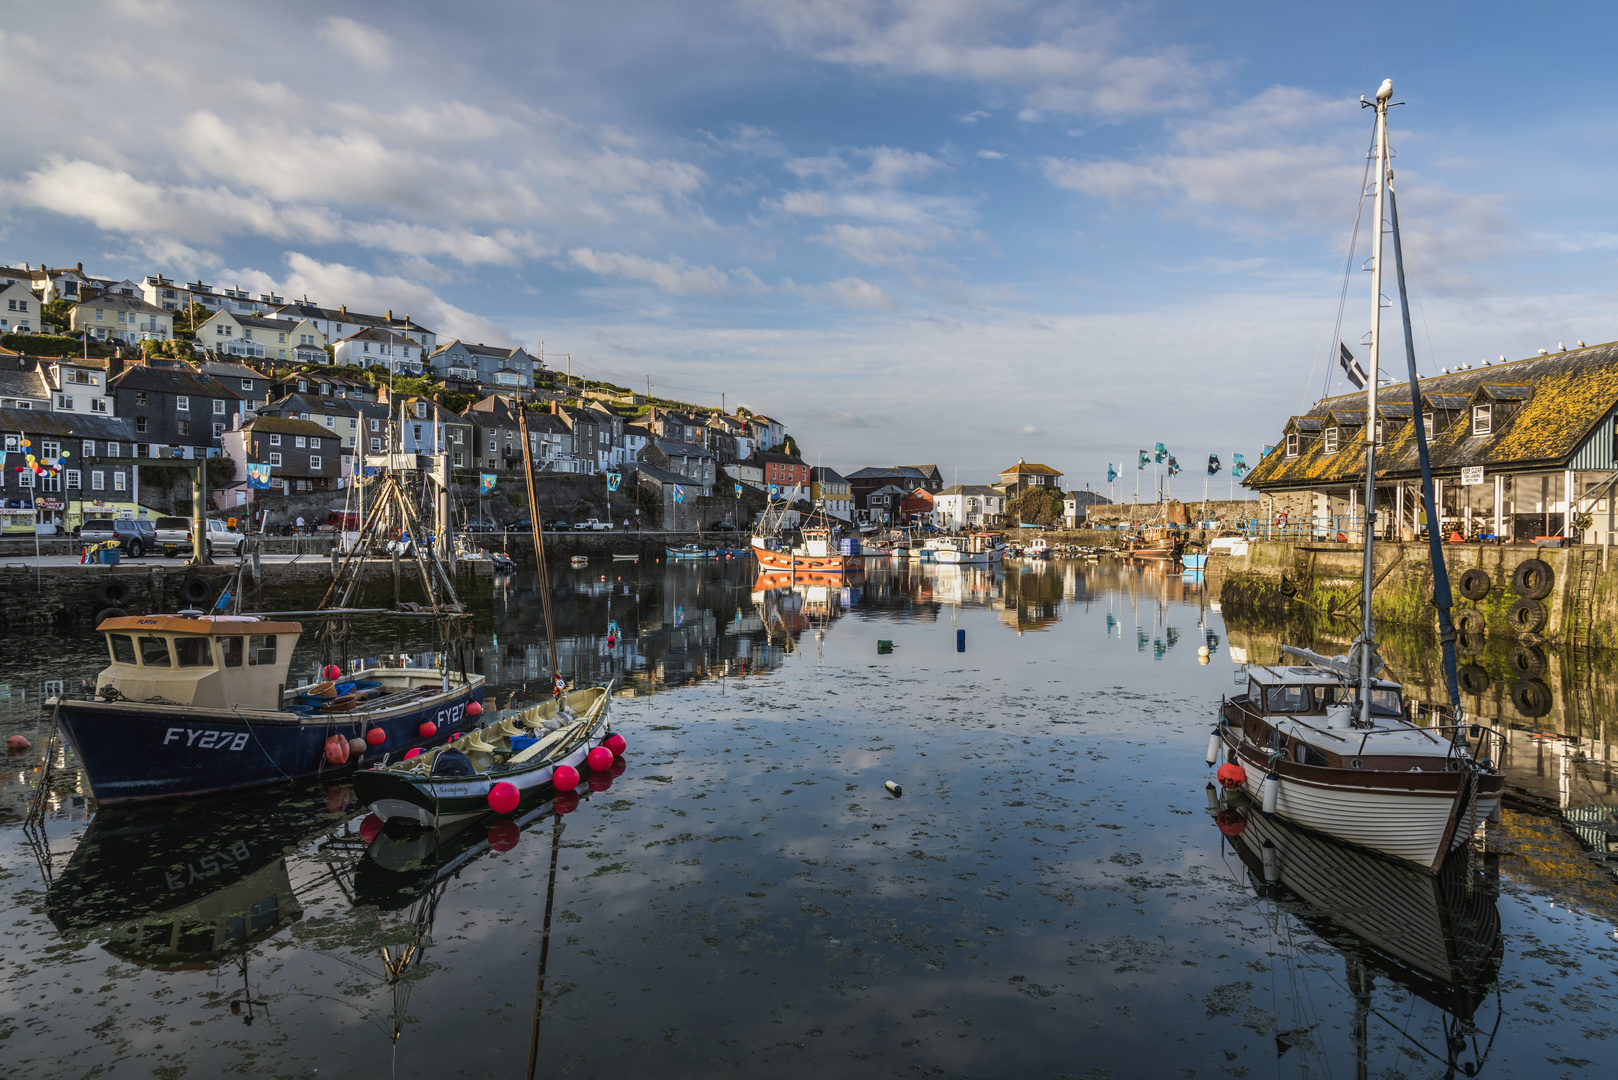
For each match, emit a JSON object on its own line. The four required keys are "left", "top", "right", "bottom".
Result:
{"left": 319, "top": 16, "right": 393, "bottom": 70}
{"left": 781, "top": 275, "right": 895, "bottom": 308}
{"left": 270, "top": 253, "right": 513, "bottom": 345}
{"left": 976, "top": 149, "right": 1004, "bottom": 160}
{"left": 568, "top": 248, "right": 733, "bottom": 296}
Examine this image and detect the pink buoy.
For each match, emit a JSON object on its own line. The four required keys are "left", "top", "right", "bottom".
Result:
{"left": 586, "top": 746, "right": 613, "bottom": 772}
{"left": 488, "top": 781, "right": 520, "bottom": 814}
{"left": 365, "top": 727, "right": 386, "bottom": 747}
{"left": 552, "top": 764, "right": 580, "bottom": 792}
{"left": 466, "top": 700, "right": 483, "bottom": 718}
{"left": 321, "top": 663, "right": 342, "bottom": 680}
{"left": 404, "top": 747, "right": 422, "bottom": 760}
{"left": 348, "top": 736, "right": 367, "bottom": 757}
{"left": 359, "top": 814, "right": 384, "bottom": 843}
{"left": 8, "top": 734, "right": 32, "bottom": 752}
{"left": 418, "top": 721, "right": 437, "bottom": 739}
{"left": 488, "top": 820, "right": 520, "bottom": 851}
{"left": 553, "top": 790, "right": 580, "bottom": 814}
{"left": 324, "top": 734, "right": 350, "bottom": 766}
{"left": 603, "top": 733, "right": 627, "bottom": 757}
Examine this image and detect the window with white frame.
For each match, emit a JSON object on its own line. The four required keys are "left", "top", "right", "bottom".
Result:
{"left": 91, "top": 470, "right": 105, "bottom": 491}
{"left": 83, "top": 440, "right": 95, "bottom": 457}
{"left": 65, "top": 469, "right": 80, "bottom": 488}
{"left": 269, "top": 434, "right": 281, "bottom": 446}
{"left": 370, "top": 438, "right": 382, "bottom": 452}
{"left": 113, "top": 472, "right": 125, "bottom": 491}
{"left": 213, "top": 399, "right": 226, "bottom": 415}
{"left": 294, "top": 436, "right": 306, "bottom": 448}
{"left": 1324, "top": 427, "right": 1339, "bottom": 454}
{"left": 309, "top": 456, "right": 322, "bottom": 471}
{"left": 1422, "top": 412, "right": 1434, "bottom": 439}
{"left": 269, "top": 452, "right": 282, "bottom": 466}
{"left": 213, "top": 422, "right": 224, "bottom": 438}
{"left": 1375, "top": 421, "right": 1384, "bottom": 447}
{"left": 1285, "top": 433, "right": 1300, "bottom": 457}
{"left": 58, "top": 395, "right": 72, "bottom": 410}
{"left": 91, "top": 398, "right": 106, "bottom": 413}
{"left": 1472, "top": 405, "right": 1492, "bottom": 436}
{"left": 176, "top": 396, "right": 189, "bottom": 411}
{"left": 310, "top": 438, "right": 320, "bottom": 449}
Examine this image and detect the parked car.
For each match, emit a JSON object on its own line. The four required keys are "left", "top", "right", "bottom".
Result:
{"left": 573, "top": 518, "right": 613, "bottom": 531}
{"left": 710, "top": 520, "right": 737, "bottom": 530}
{"left": 543, "top": 519, "right": 571, "bottom": 531}
{"left": 157, "top": 518, "right": 247, "bottom": 558}
{"left": 508, "top": 519, "right": 532, "bottom": 533}
{"left": 463, "top": 519, "right": 498, "bottom": 534}
{"left": 80, "top": 518, "right": 157, "bottom": 557}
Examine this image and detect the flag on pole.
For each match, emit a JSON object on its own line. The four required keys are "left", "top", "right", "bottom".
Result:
{"left": 1137, "top": 450, "right": 1149, "bottom": 469}
{"left": 1207, "top": 453, "right": 1221, "bottom": 476}
{"left": 480, "top": 473, "right": 497, "bottom": 495}
{"left": 674, "top": 484, "right": 685, "bottom": 503}
{"left": 605, "top": 471, "right": 621, "bottom": 492}
{"left": 247, "top": 462, "right": 272, "bottom": 489}
{"left": 1339, "top": 343, "right": 1367, "bottom": 389}
{"left": 1167, "top": 455, "right": 1181, "bottom": 477}
{"left": 1154, "top": 442, "right": 1168, "bottom": 463}
{"left": 1232, "top": 453, "right": 1248, "bottom": 478}
{"left": 1106, "top": 463, "right": 1118, "bottom": 482}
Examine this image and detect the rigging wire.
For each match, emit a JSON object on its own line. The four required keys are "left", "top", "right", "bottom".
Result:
{"left": 1303, "top": 123, "right": 1380, "bottom": 413}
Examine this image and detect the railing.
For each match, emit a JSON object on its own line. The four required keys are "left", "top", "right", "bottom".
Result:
{"left": 1240, "top": 515, "right": 1372, "bottom": 542}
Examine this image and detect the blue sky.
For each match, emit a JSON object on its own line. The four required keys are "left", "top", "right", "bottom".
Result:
{"left": 3, "top": 1, "right": 1616, "bottom": 495}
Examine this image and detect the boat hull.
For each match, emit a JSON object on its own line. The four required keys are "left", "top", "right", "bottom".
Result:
{"left": 1219, "top": 724, "right": 1502, "bottom": 872}
{"left": 665, "top": 547, "right": 713, "bottom": 560}
{"left": 55, "top": 678, "right": 484, "bottom": 805}
{"left": 934, "top": 550, "right": 1000, "bottom": 565}
{"left": 752, "top": 546, "right": 853, "bottom": 574}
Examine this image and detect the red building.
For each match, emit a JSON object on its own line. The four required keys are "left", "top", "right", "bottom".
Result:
{"left": 900, "top": 486, "right": 934, "bottom": 524}
{"left": 758, "top": 450, "right": 810, "bottom": 491}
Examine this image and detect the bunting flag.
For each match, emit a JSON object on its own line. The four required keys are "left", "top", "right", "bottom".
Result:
{"left": 1207, "top": 453, "right": 1221, "bottom": 476}
{"left": 1137, "top": 450, "right": 1149, "bottom": 469}
{"left": 1167, "top": 455, "right": 1181, "bottom": 477}
{"left": 247, "top": 462, "right": 273, "bottom": 489}
{"left": 674, "top": 484, "right": 685, "bottom": 503}
{"left": 605, "top": 471, "right": 621, "bottom": 492}
{"left": 1154, "top": 442, "right": 1168, "bottom": 463}
{"left": 1106, "top": 463, "right": 1118, "bottom": 482}
{"left": 1339, "top": 342, "right": 1367, "bottom": 389}
{"left": 480, "top": 473, "right": 497, "bottom": 495}
{"left": 1232, "top": 452, "right": 1248, "bottom": 478}
{"left": 735, "top": 483, "right": 743, "bottom": 497}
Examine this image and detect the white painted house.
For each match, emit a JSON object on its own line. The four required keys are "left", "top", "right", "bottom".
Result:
{"left": 0, "top": 281, "right": 41, "bottom": 333}
{"left": 932, "top": 485, "right": 1007, "bottom": 530}
{"left": 333, "top": 327, "right": 424, "bottom": 375}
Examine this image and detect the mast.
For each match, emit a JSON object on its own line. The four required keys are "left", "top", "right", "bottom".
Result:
{"left": 1355, "top": 77, "right": 1394, "bottom": 726}
{"left": 517, "top": 405, "right": 561, "bottom": 682}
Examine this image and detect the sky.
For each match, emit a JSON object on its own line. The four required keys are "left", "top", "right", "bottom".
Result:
{"left": 2, "top": 1, "right": 1616, "bottom": 495}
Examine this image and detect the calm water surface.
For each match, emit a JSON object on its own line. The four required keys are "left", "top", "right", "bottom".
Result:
{"left": 1, "top": 559, "right": 1615, "bottom": 1079}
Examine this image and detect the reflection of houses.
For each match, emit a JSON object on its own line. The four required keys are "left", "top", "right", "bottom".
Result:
{"left": 1243, "top": 342, "right": 1618, "bottom": 542}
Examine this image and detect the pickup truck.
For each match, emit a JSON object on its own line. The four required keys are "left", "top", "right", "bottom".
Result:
{"left": 573, "top": 518, "right": 613, "bottom": 531}
{"left": 159, "top": 518, "right": 246, "bottom": 559}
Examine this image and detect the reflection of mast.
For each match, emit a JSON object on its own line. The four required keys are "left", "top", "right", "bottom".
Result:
{"left": 526, "top": 814, "right": 566, "bottom": 1078}
{"left": 1349, "top": 956, "right": 1371, "bottom": 1080}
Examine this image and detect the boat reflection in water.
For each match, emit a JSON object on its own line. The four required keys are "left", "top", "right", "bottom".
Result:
{"left": 1212, "top": 799, "right": 1502, "bottom": 1075}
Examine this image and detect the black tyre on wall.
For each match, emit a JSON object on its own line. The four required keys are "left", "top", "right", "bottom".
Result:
{"left": 1456, "top": 568, "right": 1491, "bottom": 601}
{"left": 1511, "top": 558, "right": 1554, "bottom": 599}
{"left": 180, "top": 575, "right": 213, "bottom": 606}
{"left": 94, "top": 607, "right": 127, "bottom": 627}
{"left": 1507, "top": 644, "right": 1546, "bottom": 680}
{"left": 1506, "top": 598, "right": 1546, "bottom": 634}
{"left": 95, "top": 579, "right": 132, "bottom": 607}
{"left": 1457, "top": 664, "right": 1490, "bottom": 695}
{"left": 1454, "top": 609, "right": 1486, "bottom": 637}
{"left": 1510, "top": 679, "right": 1553, "bottom": 719}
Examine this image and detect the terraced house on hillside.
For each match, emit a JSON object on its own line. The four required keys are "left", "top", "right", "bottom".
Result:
{"left": 1243, "top": 341, "right": 1618, "bottom": 543}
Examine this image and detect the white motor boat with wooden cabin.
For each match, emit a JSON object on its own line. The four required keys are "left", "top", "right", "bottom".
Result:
{"left": 1214, "top": 648, "right": 1502, "bottom": 873}
{"left": 933, "top": 532, "right": 1005, "bottom": 566}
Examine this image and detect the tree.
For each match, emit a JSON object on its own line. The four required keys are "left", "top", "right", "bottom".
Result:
{"left": 1005, "top": 487, "right": 1062, "bottom": 527}
{"left": 782, "top": 434, "right": 800, "bottom": 457}
{"left": 172, "top": 302, "right": 210, "bottom": 340}
{"left": 41, "top": 298, "right": 74, "bottom": 332}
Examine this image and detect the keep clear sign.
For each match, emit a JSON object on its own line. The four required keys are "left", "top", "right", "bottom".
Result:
{"left": 1460, "top": 465, "right": 1486, "bottom": 486}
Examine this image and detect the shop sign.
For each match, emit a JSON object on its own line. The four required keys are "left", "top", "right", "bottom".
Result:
{"left": 1460, "top": 466, "right": 1485, "bottom": 486}
{"left": 36, "top": 498, "right": 63, "bottom": 510}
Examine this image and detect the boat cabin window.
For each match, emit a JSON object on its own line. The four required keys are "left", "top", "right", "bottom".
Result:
{"left": 1336, "top": 686, "right": 1403, "bottom": 718}
{"left": 217, "top": 636, "right": 244, "bottom": 668}
{"left": 1263, "top": 685, "right": 1310, "bottom": 713}
{"left": 247, "top": 634, "right": 277, "bottom": 666}
{"left": 109, "top": 634, "right": 137, "bottom": 665}
{"left": 138, "top": 636, "right": 171, "bottom": 667}
{"left": 174, "top": 636, "right": 213, "bottom": 667}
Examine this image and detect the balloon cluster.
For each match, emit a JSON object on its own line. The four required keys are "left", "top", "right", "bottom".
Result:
{"left": 12, "top": 438, "right": 71, "bottom": 478}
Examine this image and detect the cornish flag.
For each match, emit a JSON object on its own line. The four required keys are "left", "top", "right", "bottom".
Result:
{"left": 1339, "top": 343, "right": 1367, "bottom": 389}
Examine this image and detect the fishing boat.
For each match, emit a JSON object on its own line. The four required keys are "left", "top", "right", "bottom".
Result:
{"left": 570, "top": 555, "right": 589, "bottom": 567}
{"left": 1210, "top": 79, "right": 1502, "bottom": 873}
{"left": 717, "top": 547, "right": 751, "bottom": 559}
{"left": 353, "top": 686, "right": 615, "bottom": 827}
{"left": 1123, "top": 528, "right": 1181, "bottom": 561}
{"left": 611, "top": 552, "right": 640, "bottom": 563}
{"left": 665, "top": 544, "right": 713, "bottom": 561}
{"left": 50, "top": 614, "right": 484, "bottom": 804}
{"left": 1181, "top": 551, "right": 1208, "bottom": 570}
{"left": 933, "top": 531, "right": 1004, "bottom": 566}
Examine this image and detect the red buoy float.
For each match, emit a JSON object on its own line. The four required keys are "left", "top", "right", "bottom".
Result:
{"left": 603, "top": 733, "right": 627, "bottom": 758}
{"left": 488, "top": 820, "right": 520, "bottom": 851}
{"left": 324, "top": 734, "right": 350, "bottom": 765}
{"left": 488, "top": 781, "right": 520, "bottom": 814}
{"left": 8, "top": 734, "right": 32, "bottom": 752}
{"left": 365, "top": 727, "right": 386, "bottom": 747}
{"left": 359, "top": 813, "right": 384, "bottom": 843}
{"left": 553, "top": 790, "right": 580, "bottom": 814}
{"left": 466, "top": 700, "right": 483, "bottom": 718}
{"left": 1215, "top": 809, "right": 1247, "bottom": 837}
{"left": 553, "top": 764, "right": 580, "bottom": 792}
{"left": 404, "top": 747, "right": 422, "bottom": 760}
{"left": 322, "top": 663, "right": 343, "bottom": 680}
{"left": 586, "top": 746, "right": 613, "bottom": 772}
{"left": 418, "top": 721, "right": 437, "bottom": 739}
{"left": 1216, "top": 762, "right": 1247, "bottom": 790}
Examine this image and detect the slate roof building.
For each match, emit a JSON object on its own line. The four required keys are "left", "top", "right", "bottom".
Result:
{"left": 428, "top": 341, "right": 538, "bottom": 391}
{"left": 107, "top": 363, "right": 241, "bottom": 458}
{"left": 1242, "top": 341, "right": 1618, "bottom": 542}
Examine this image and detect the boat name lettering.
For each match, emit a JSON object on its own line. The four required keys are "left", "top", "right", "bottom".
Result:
{"left": 164, "top": 841, "right": 251, "bottom": 890}
{"left": 163, "top": 727, "right": 251, "bottom": 751}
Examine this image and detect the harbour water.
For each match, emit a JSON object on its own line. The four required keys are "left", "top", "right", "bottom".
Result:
{"left": 2, "top": 558, "right": 1615, "bottom": 1078}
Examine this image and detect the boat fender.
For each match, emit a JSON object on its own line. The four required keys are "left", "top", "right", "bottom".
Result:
{"left": 94, "top": 607, "right": 128, "bottom": 627}
{"left": 586, "top": 746, "right": 614, "bottom": 771}
{"left": 365, "top": 727, "right": 386, "bottom": 747}
{"left": 348, "top": 737, "right": 367, "bottom": 757}
{"left": 884, "top": 780, "right": 902, "bottom": 798}
{"left": 1215, "top": 762, "right": 1246, "bottom": 790}
{"left": 466, "top": 700, "right": 483, "bottom": 717}
{"left": 1261, "top": 772, "right": 1280, "bottom": 816}
{"left": 8, "top": 734, "right": 31, "bottom": 751}
{"left": 603, "top": 733, "right": 627, "bottom": 757}
{"left": 324, "top": 734, "right": 350, "bottom": 766}
{"left": 553, "top": 764, "right": 580, "bottom": 792}
{"left": 1204, "top": 782, "right": 1219, "bottom": 812}
{"left": 1260, "top": 839, "right": 1279, "bottom": 884}
{"left": 322, "top": 663, "right": 343, "bottom": 680}
{"left": 418, "top": 721, "right": 437, "bottom": 738}
{"left": 487, "top": 781, "right": 520, "bottom": 814}
{"left": 1205, "top": 730, "right": 1222, "bottom": 767}
{"left": 404, "top": 747, "right": 422, "bottom": 759}
{"left": 359, "top": 814, "right": 384, "bottom": 843}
